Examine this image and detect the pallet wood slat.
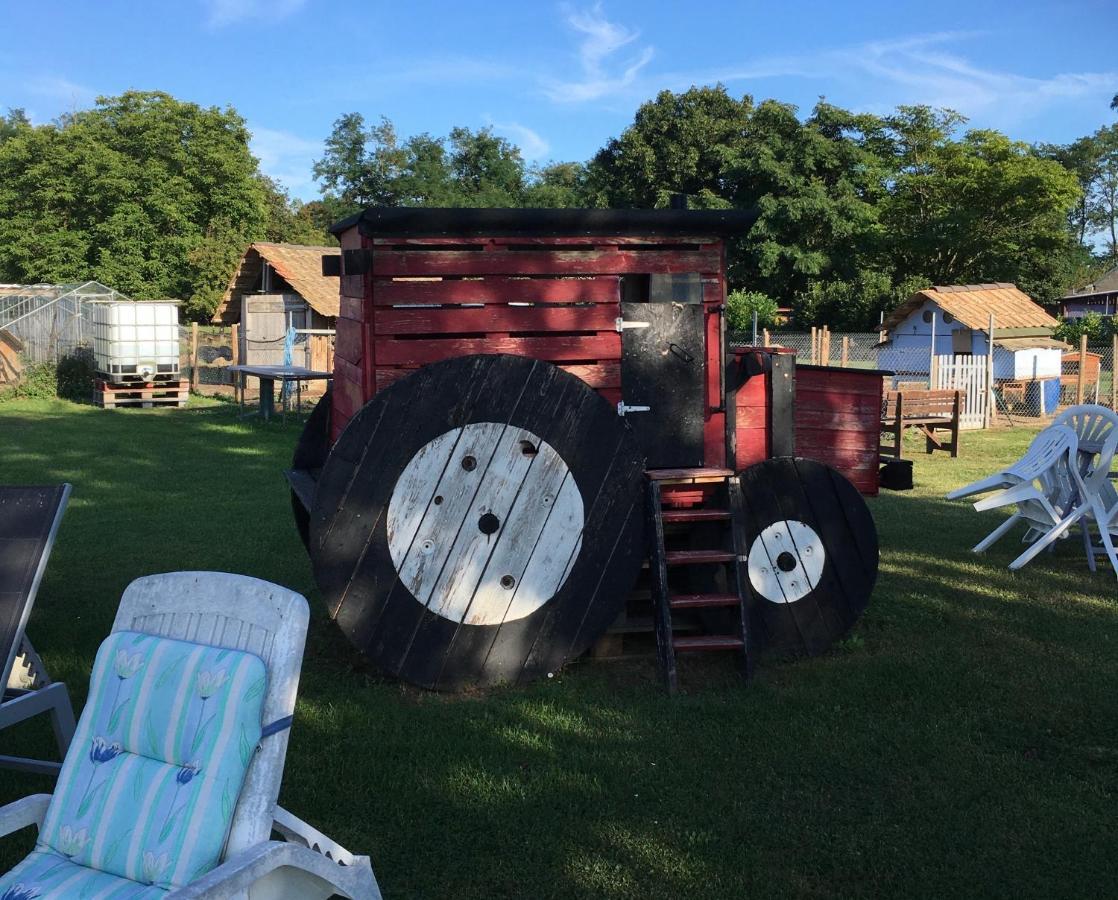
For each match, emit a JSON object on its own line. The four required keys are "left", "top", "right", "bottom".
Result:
{"left": 374, "top": 333, "right": 621, "bottom": 367}
{"left": 375, "top": 304, "right": 618, "bottom": 335}
{"left": 371, "top": 276, "right": 621, "bottom": 306}
{"left": 372, "top": 248, "right": 722, "bottom": 278}
{"left": 370, "top": 235, "right": 720, "bottom": 247}
{"left": 94, "top": 379, "right": 189, "bottom": 410}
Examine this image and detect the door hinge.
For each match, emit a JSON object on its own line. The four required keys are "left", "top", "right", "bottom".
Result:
{"left": 617, "top": 401, "right": 652, "bottom": 416}
{"left": 615, "top": 317, "right": 650, "bottom": 332}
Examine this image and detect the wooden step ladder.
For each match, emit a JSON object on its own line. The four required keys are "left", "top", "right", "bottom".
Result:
{"left": 646, "top": 469, "right": 754, "bottom": 693}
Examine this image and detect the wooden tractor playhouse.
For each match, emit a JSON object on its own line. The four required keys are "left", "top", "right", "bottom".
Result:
{"left": 288, "top": 207, "right": 883, "bottom": 693}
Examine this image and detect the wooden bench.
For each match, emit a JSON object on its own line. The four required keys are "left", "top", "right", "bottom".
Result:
{"left": 880, "top": 389, "right": 963, "bottom": 459}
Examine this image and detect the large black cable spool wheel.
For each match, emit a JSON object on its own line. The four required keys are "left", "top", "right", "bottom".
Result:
{"left": 290, "top": 387, "right": 332, "bottom": 551}
{"left": 734, "top": 457, "right": 878, "bottom": 657}
{"left": 308, "top": 354, "right": 647, "bottom": 691}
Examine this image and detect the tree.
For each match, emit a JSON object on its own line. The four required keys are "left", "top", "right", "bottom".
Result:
{"left": 0, "top": 91, "right": 270, "bottom": 318}
{"left": 447, "top": 127, "right": 526, "bottom": 206}
{"left": 523, "top": 162, "right": 592, "bottom": 208}
{"left": 1086, "top": 125, "right": 1118, "bottom": 256}
{"left": 1039, "top": 136, "right": 1100, "bottom": 246}
{"left": 879, "top": 109, "right": 1081, "bottom": 301}
{"left": 258, "top": 175, "right": 334, "bottom": 246}
{"left": 587, "top": 86, "right": 752, "bottom": 208}
{"left": 0, "top": 108, "right": 29, "bottom": 143}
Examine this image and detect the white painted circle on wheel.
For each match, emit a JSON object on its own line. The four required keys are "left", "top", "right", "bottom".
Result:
{"left": 387, "top": 423, "right": 584, "bottom": 626}
{"left": 747, "top": 519, "right": 825, "bottom": 604}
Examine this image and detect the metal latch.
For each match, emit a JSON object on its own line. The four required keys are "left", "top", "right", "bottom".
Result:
{"left": 617, "top": 401, "right": 651, "bottom": 416}
{"left": 615, "top": 318, "right": 650, "bottom": 332}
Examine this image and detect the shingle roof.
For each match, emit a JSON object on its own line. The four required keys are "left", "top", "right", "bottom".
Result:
{"left": 882, "top": 283, "right": 1058, "bottom": 333}
{"left": 1060, "top": 267, "right": 1118, "bottom": 300}
{"left": 213, "top": 243, "right": 338, "bottom": 323}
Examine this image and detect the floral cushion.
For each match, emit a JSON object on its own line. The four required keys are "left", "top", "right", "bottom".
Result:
{"left": 0, "top": 849, "right": 166, "bottom": 899}
{"left": 15, "top": 631, "right": 267, "bottom": 893}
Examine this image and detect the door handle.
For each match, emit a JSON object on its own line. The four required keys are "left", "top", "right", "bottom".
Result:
{"left": 668, "top": 342, "right": 695, "bottom": 364}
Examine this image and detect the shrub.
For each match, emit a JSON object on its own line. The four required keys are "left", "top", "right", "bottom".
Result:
{"left": 726, "top": 289, "right": 780, "bottom": 331}
{"left": 0, "top": 348, "right": 95, "bottom": 403}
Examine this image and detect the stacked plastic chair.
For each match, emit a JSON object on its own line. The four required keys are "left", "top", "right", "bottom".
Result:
{"left": 946, "top": 404, "right": 1118, "bottom": 577}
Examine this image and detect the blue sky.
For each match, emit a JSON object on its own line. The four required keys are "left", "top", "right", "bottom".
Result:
{"left": 2, "top": 0, "right": 1116, "bottom": 201}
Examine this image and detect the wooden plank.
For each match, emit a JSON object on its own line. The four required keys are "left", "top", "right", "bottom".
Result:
{"left": 796, "top": 369, "right": 884, "bottom": 398}
{"left": 372, "top": 248, "right": 722, "bottom": 278}
{"left": 334, "top": 318, "right": 363, "bottom": 365}
{"left": 375, "top": 304, "right": 617, "bottom": 335}
{"left": 374, "top": 333, "right": 620, "bottom": 367}
{"left": 370, "top": 276, "right": 620, "bottom": 306}
{"left": 370, "top": 236, "right": 720, "bottom": 247}
{"left": 558, "top": 362, "right": 621, "bottom": 389}
{"left": 340, "top": 296, "right": 364, "bottom": 320}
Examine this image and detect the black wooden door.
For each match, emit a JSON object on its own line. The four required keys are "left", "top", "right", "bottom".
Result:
{"left": 620, "top": 302, "right": 706, "bottom": 468}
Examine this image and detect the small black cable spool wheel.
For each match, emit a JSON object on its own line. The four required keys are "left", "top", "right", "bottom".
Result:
{"left": 733, "top": 457, "right": 878, "bottom": 657}
{"left": 290, "top": 387, "right": 332, "bottom": 551}
{"left": 308, "top": 354, "right": 647, "bottom": 691}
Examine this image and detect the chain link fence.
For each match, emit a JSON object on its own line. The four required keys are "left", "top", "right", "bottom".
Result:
{"left": 729, "top": 329, "right": 1117, "bottom": 426}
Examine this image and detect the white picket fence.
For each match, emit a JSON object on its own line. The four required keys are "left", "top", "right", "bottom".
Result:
{"left": 934, "top": 355, "right": 988, "bottom": 429}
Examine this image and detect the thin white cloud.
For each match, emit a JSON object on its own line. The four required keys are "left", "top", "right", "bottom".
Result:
{"left": 487, "top": 119, "right": 550, "bottom": 159}
{"left": 25, "top": 75, "right": 98, "bottom": 110}
{"left": 250, "top": 124, "right": 321, "bottom": 201}
{"left": 203, "top": 0, "right": 307, "bottom": 28}
{"left": 543, "top": 3, "right": 654, "bottom": 103}
{"left": 540, "top": 16, "right": 1117, "bottom": 131}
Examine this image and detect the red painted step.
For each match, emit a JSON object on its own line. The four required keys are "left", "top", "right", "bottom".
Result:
{"left": 664, "top": 549, "right": 736, "bottom": 565}
{"left": 673, "top": 635, "right": 744, "bottom": 652}
{"left": 669, "top": 593, "right": 741, "bottom": 610}
{"left": 660, "top": 509, "right": 731, "bottom": 524}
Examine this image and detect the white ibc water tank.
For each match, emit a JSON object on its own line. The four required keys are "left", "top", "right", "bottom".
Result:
{"left": 92, "top": 301, "right": 181, "bottom": 382}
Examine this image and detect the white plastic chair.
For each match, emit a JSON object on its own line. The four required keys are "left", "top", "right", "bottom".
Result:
{"left": 0, "top": 571, "right": 382, "bottom": 899}
{"left": 1051, "top": 404, "right": 1118, "bottom": 471}
{"left": 947, "top": 426, "right": 1079, "bottom": 502}
{"left": 1004, "top": 427, "right": 1118, "bottom": 572}
{"left": 962, "top": 426, "right": 1080, "bottom": 557}
{"left": 1081, "top": 478, "right": 1118, "bottom": 578}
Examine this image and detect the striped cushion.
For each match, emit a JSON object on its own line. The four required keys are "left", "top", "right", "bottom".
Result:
{"left": 0, "top": 849, "right": 167, "bottom": 899}
{"left": 29, "top": 631, "right": 267, "bottom": 892}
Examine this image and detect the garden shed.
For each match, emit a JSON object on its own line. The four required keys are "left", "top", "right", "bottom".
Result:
{"left": 878, "top": 283, "right": 1066, "bottom": 379}
{"left": 213, "top": 242, "right": 337, "bottom": 370}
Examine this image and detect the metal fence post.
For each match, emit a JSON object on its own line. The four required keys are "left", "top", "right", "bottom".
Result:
{"left": 231, "top": 322, "right": 242, "bottom": 404}
{"left": 1112, "top": 333, "right": 1117, "bottom": 411}
{"left": 841, "top": 336, "right": 849, "bottom": 368}
{"left": 1077, "top": 334, "right": 1087, "bottom": 406}
{"left": 985, "top": 313, "right": 995, "bottom": 428}
{"left": 190, "top": 322, "right": 199, "bottom": 393}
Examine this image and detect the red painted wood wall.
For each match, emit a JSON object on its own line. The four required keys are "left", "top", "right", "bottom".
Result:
{"left": 329, "top": 228, "right": 728, "bottom": 469}
{"left": 734, "top": 359, "right": 882, "bottom": 495}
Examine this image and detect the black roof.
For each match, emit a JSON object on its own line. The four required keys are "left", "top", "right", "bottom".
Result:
{"left": 330, "top": 206, "right": 759, "bottom": 238}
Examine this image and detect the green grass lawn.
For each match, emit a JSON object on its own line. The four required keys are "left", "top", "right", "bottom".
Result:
{"left": 1, "top": 399, "right": 1116, "bottom": 899}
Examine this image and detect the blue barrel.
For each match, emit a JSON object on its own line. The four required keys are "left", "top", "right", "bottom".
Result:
{"left": 1026, "top": 378, "right": 1061, "bottom": 415}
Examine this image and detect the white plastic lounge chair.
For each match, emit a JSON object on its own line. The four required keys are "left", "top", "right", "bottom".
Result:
{"left": 946, "top": 426, "right": 1078, "bottom": 502}
{"left": 0, "top": 571, "right": 382, "bottom": 899}
{"left": 0, "top": 484, "right": 77, "bottom": 775}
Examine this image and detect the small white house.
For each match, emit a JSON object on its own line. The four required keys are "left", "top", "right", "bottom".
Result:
{"left": 878, "top": 283, "right": 1067, "bottom": 381}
